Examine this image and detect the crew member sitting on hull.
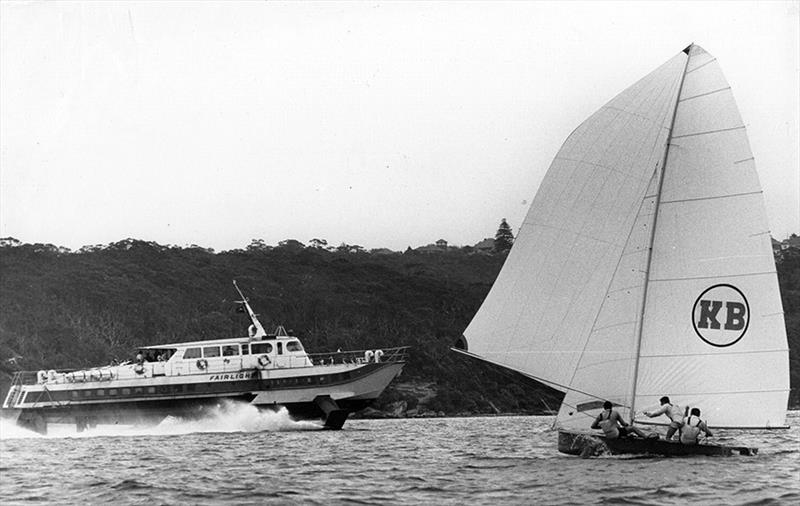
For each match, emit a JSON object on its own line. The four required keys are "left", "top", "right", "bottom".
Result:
{"left": 644, "top": 396, "right": 685, "bottom": 440}
{"left": 680, "top": 408, "right": 713, "bottom": 444}
{"left": 591, "top": 401, "right": 649, "bottom": 439}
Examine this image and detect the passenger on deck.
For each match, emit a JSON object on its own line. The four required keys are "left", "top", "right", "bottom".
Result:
{"left": 644, "top": 396, "right": 685, "bottom": 440}
{"left": 680, "top": 408, "right": 713, "bottom": 444}
{"left": 135, "top": 352, "right": 144, "bottom": 364}
{"left": 591, "top": 401, "right": 649, "bottom": 439}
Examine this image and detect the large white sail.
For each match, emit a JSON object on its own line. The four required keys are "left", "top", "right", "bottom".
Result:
{"left": 460, "top": 44, "right": 788, "bottom": 430}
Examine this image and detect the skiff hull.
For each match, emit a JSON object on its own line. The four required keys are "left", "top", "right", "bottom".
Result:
{"left": 558, "top": 430, "right": 757, "bottom": 457}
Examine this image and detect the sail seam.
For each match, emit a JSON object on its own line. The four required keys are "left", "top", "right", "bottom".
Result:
{"left": 685, "top": 58, "right": 716, "bottom": 74}
{"left": 672, "top": 125, "right": 746, "bottom": 138}
{"left": 590, "top": 320, "right": 638, "bottom": 332}
{"left": 649, "top": 270, "right": 778, "bottom": 282}
{"left": 606, "top": 280, "right": 645, "bottom": 292}
{"left": 522, "top": 222, "right": 621, "bottom": 247}
{"left": 602, "top": 105, "right": 667, "bottom": 126}
{"left": 639, "top": 349, "right": 788, "bottom": 358}
{"left": 574, "top": 355, "right": 643, "bottom": 370}
{"left": 552, "top": 156, "right": 654, "bottom": 179}
{"left": 636, "top": 388, "right": 788, "bottom": 395}
{"left": 635, "top": 422, "right": 789, "bottom": 430}
{"left": 678, "top": 86, "right": 730, "bottom": 102}
{"left": 660, "top": 190, "right": 763, "bottom": 205}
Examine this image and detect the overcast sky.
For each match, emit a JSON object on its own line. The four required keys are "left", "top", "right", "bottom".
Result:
{"left": 1, "top": 1, "right": 798, "bottom": 252}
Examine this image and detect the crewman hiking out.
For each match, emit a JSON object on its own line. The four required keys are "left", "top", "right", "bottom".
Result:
{"left": 680, "top": 408, "right": 713, "bottom": 444}
{"left": 591, "top": 401, "right": 649, "bottom": 439}
{"left": 644, "top": 396, "right": 685, "bottom": 440}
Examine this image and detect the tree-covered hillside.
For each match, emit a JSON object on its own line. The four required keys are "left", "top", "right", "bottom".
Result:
{"left": 1, "top": 238, "right": 798, "bottom": 414}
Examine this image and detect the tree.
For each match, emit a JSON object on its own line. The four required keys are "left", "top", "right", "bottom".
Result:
{"left": 494, "top": 218, "right": 514, "bottom": 253}
{"left": 308, "top": 238, "right": 328, "bottom": 250}
{"left": 246, "top": 239, "right": 270, "bottom": 251}
{"left": 277, "top": 239, "right": 305, "bottom": 252}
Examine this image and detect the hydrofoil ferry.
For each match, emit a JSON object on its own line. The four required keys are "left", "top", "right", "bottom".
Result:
{"left": 2, "top": 282, "right": 408, "bottom": 434}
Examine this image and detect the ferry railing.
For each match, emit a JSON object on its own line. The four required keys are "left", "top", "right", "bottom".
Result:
{"left": 8, "top": 371, "right": 39, "bottom": 386}
{"left": 306, "top": 346, "right": 409, "bottom": 366}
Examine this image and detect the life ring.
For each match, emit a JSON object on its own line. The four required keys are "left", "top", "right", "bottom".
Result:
{"left": 196, "top": 359, "right": 208, "bottom": 370}
{"left": 258, "top": 355, "right": 271, "bottom": 367}
{"left": 134, "top": 363, "right": 145, "bottom": 375}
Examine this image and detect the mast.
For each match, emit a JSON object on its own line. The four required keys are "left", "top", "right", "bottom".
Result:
{"left": 233, "top": 280, "right": 267, "bottom": 339}
{"left": 628, "top": 45, "right": 693, "bottom": 424}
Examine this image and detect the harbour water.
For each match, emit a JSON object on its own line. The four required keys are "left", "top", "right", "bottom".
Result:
{"left": 1, "top": 404, "right": 798, "bottom": 505}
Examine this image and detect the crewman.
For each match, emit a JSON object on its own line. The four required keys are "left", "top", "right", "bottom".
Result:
{"left": 591, "top": 401, "right": 649, "bottom": 439}
{"left": 644, "top": 396, "right": 685, "bottom": 440}
{"left": 680, "top": 408, "right": 713, "bottom": 444}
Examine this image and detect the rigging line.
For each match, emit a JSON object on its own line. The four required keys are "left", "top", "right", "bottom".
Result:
{"left": 629, "top": 46, "right": 693, "bottom": 426}
{"left": 451, "top": 348, "right": 618, "bottom": 405}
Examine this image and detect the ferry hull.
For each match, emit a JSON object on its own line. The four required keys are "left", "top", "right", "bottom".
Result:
{"left": 557, "top": 430, "right": 758, "bottom": 457}
{"left": 4, "top": 396, "right": 377, "bottom": 434}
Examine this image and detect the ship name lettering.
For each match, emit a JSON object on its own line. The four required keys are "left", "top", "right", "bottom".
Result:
{"left": 208, "top": 372, "right": 256, "bottom": 381}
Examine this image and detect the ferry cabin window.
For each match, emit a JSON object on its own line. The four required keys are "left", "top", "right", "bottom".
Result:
{"left": 222, "top": 345, "right": 238, "bottom": 357}
{"left": 184, "top": 347, "right": 201, "bottom": 359}
{"left": 251, "top": 343, "right": 273, "bottom": 354}
{"left": 203, "top": 346, "right": 221, "bottom": 358}
{"left": 241, "top": 345, "right": 249, "bottom": 355}
{"left": 286, "top": 341, "right": 303, "bottom": 352}
{"left": 277, "top": 342, "right": 283, "bottom": 355}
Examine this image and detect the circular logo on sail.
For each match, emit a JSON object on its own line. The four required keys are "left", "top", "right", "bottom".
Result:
{"left": 692, "top": 284, "right": 749, "bottom": 347}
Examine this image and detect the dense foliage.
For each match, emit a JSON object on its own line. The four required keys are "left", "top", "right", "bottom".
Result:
{"left": 776, "top": 247, "right": 800, "bottom": 407}
{"left": 1, "top": 238, "right": 797, "bottom": 413}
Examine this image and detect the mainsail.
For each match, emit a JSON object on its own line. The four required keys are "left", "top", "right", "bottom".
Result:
{"left": 457, "top": 45, "right": 789, "bottom": 430}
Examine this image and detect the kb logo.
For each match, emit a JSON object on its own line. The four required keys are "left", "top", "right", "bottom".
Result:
{"left": 692, "top": 284, "right": 749, "bottom": 347}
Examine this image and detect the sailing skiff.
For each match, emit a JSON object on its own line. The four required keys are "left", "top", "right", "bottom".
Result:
{"left": 454, "top": 44, "right": 788, "bottom": 457}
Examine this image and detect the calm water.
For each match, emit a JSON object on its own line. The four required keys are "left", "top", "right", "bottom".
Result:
{"left": 1, "top": 404, "right": 798, "bottom": 505}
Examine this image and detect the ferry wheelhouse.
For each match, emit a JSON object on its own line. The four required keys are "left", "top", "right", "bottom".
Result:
{"left": 3, "top": 282, "right": 408, "bottom": 434}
